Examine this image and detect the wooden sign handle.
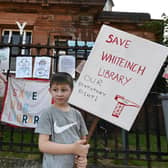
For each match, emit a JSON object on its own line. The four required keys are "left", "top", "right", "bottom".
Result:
{"left": 87, "top": 117, "right": 100, "bottom": 143}
{"left": 74, "top": 117, "right": 100, "bottom": 168}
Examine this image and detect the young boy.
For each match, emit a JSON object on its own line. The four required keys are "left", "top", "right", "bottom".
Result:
{"left": 35, "top": 72, "right": 89, "bottom": 168}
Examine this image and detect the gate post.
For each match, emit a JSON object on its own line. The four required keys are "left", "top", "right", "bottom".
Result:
{"left": 159, "top": 93, "right": 168, "bottom": 140}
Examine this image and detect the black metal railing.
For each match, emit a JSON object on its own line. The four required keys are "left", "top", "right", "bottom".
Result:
{"left": 0, "top": 40, "right": 168, "bottom": 168}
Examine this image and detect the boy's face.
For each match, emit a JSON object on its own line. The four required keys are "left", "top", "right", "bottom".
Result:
{"left": 49, "top": 83, "right": 72, "bottom": 106}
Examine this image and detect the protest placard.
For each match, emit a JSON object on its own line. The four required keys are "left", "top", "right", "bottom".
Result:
{"left": 69, "top": 24, "right": 168, "bottom": 131}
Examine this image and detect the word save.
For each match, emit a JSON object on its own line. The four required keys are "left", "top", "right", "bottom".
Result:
{"left": 105, "top": 34, "right": 132, "bottom": 48}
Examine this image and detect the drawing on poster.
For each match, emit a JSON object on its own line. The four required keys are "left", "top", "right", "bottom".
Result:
{"left": 33, "top": 57, "right": 51, "bottom": 79}
{"left": 15, "top": 57, "right": 32, "bottom": 78}
{"left": 112, "top": 95, "right": 140, "bottom": 118}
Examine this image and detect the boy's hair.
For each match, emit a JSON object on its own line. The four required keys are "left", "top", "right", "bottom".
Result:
{"left": 50, "top": 72, "right": 73, "bottom": 89}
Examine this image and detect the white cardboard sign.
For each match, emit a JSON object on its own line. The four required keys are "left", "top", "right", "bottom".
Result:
{"left": 69, "top": 25, "right": 168, "bottom": 131}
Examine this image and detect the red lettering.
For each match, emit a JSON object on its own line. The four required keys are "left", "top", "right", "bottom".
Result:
{"left": 113, "top": 37, "right": 118, "bottom": 45}
{"left": 105, "top": 34, "right": 114, "bottom": 43}
{"left": 120, "top": 39, "right": 126, "bottom": 46}
{"left": 97, "top": 67, "right": 132, "bottom": 86}
{"left": 17, "top": 102, "right": 22, "bottom": 111}
{"left": 101, "top": 51, "right": 113, "bottom": 62}
{"left": 105, "top": 34, "right": 132, "bottom": 48}
{"left": 125, "top": 40, "right": 132, "bottom": 48}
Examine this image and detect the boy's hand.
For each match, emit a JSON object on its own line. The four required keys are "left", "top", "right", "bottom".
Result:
{"left": 73, "top": 139, "right": 90, "bottom": 156}
{"left": 75, "top": 156, "right": 87, "bottom": 168}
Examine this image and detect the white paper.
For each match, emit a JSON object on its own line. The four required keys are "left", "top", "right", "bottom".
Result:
{"left": 0, "top": 47, "right": 10, "bottom": 71}
{"left": 16, "top": 57, "right": 32, "bottom": 78}
{"left": 58, "top": 55, "right": 76, "bottom": 78}
{"left": 0, "top": 72, "right": 6, "bottom": 97}
{"left": 33, "top": 57, "right": 51, "bottom": 79}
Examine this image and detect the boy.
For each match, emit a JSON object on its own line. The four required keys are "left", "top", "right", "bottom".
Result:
{"left": 35, "top": 72, "right": 89, "bottom": 168}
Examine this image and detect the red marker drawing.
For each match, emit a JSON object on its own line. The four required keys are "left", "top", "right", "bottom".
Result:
{"left": 112, "top": 95, "right": 140, "bottom": 118}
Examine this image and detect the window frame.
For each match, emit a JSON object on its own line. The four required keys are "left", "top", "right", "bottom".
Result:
{"left": 1, "top": 29, "right": 32, "bottom": 72}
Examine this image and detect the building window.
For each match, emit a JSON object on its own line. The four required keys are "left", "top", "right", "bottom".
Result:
{"left": 54, "top": 36, "right": 71, "bottom": 55}
{"left": 53, "top": 36, "right": 94, "bottom": 73}
{"left": 54, "top": 36, "right": 94, "bottom": 58}
{"left": 2, "top": 29, "right": 32, "bottom": 71}
{"left": 67, "top": 40, "right": 94, "bottom": 58}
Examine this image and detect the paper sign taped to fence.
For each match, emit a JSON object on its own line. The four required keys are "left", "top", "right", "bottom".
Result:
{"left": 58, "top": 55, "right": 76, "bottom": 78}
{"left": 0, "top": 47, "right": 9, "bottom": 71}
{"left": 1, "top": 77, "right": 51, "bottom": 128}
{"left": 69, "top": 24, "right": 168, "bottom": 131}
{"left": 0, "top": 73, "right": 6, "bottom": 97}
{"left": 33, "top": 57, "right": 51, "bottom": 79}
{"left": 16, "top": 57, "right": 32, "bottom": 78}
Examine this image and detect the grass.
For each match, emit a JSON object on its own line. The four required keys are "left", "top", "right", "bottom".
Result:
{"left": 0, "top": 127, "right": 39, "bottom": 158}
{"left": 0, "top": 152, "right": 40, "bottom": 160}
{"left": 88, "top": 132, "right": 168, "bottom": 167}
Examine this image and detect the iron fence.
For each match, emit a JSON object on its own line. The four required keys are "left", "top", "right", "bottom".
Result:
{"left": 0, "top": 40, "right": 168, "bottom": 168}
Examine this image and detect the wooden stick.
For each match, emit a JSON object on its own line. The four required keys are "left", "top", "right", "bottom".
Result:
{"left": 74, "top": 116, "right": 100, "bottom": 168}
{"left": 87, "top": 117, "right": 100, "bottom": 143}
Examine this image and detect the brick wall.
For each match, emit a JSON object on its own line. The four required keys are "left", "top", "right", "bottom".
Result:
{"left": 0, "top": 2, "right": 158, "bottom": 45}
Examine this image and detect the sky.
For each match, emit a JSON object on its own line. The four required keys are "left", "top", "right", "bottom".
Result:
{"left": 112, "top": 0, "right": 168, "bottom": 19}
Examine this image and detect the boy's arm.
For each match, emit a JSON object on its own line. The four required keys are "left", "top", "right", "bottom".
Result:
{"left": 38, "top": 134, "right": 89, "bottom": 156}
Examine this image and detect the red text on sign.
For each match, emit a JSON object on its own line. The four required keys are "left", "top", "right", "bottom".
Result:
{"left": 105, "top": 34, "right": 132, "bottom": 48}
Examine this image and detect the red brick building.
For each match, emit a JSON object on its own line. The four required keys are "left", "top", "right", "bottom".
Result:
{"left": 0, "top": 0, "right": 158, "bottom": 45}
